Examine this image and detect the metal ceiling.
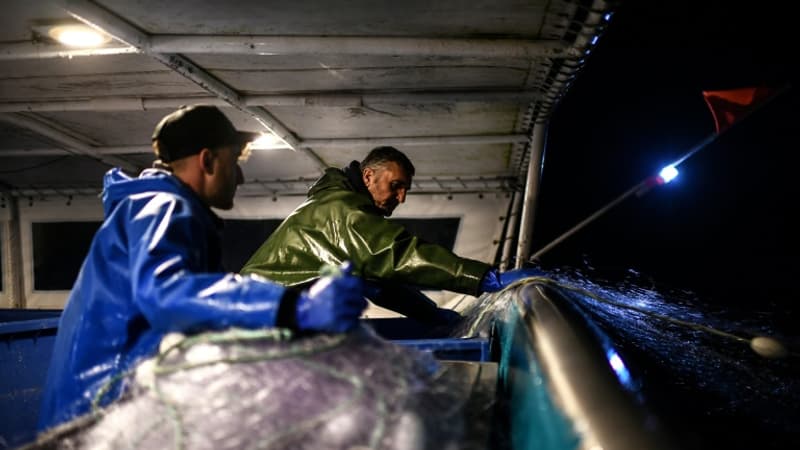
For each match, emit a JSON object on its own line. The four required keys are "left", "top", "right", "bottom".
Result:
{"left": 0, "top": 0, "right": 615, "bottom": 198}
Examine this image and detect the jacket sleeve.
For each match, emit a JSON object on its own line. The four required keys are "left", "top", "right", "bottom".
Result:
{"left": 128, "top": 194, "right": 291, "bottom": 333}
{"left": 342, "top": 204, "right": 491, "bottom": 295}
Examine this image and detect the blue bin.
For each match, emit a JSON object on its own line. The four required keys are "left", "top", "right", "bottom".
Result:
{"left": 0, "top": 314, "right": 485, "bottom": 448}
{"left": 364, "top": 318, "right": 490, "bottom": 361}
{"left": 389, "top": 337, "right": 490, "bottom": 361}
{"left": 0, "top": 309, "right": 60, "bottom": 449}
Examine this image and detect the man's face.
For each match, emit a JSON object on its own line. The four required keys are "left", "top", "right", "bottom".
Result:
{"left": 362, "top": 161, "right": 411, "bottom": 216}
{"left": 206, "top": 145, "right": 244, "bottom": 210}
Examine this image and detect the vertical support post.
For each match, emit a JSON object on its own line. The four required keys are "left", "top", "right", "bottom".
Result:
{"left": 515, "top": 121, "right": 547, "bottom": 268}
{"left": 499, "top": 190, "right": 524, "bottom": 271}
{"left": 2, "top": 196, "right": 25, "bottom": 308}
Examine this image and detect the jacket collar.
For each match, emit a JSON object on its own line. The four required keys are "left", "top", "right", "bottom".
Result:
{"left": 102, "top": 167, "right": 223, "bottom": 230}
{"left": 342, "top": 160, "right": 370, "bottom": 196}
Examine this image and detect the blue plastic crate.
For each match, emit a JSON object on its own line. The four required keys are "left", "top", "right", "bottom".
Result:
{"left": 391, "top": 337, "right": 490, "bottom": 362}
{"left": 363, "top": 317, "right": 490, "bottom": 361}
{"left": 0, "top": 310, "right": 60, "bottom": 448}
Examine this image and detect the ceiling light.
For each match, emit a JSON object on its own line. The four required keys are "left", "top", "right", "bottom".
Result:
{"left": 251, "top": 133, "right": 291, "bottom": 150}
{"left": 48, "top": 25, "right": 111, "bottom": 47}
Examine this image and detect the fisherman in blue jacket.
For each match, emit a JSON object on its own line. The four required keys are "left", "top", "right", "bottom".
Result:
{"left": 37, "top": 105, "right": 367, "bottom": 432}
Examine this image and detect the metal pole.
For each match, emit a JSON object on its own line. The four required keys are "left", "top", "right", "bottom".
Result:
{"left": 515, "top": 121, "right": 547, "bottom": 268}
{"left": 499, "top": 190, "right": 524, "bottom": 271}
{"left": 529, "top": 180, "right": 648, "bottom": 262}
{"left": 529, "top": 84, "right": 793, "bottom": 262}
{"left": 2, "top": 196, "right": 25, "bottom": 308}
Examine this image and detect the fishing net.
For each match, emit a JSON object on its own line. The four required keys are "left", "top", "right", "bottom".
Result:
{"left": 539, "top": 268, "right": 800, "bottom": 450}
{"left": 27, "top": 325, "right": 495, "bottom": 450}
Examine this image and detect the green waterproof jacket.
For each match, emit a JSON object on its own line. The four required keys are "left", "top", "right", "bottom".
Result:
{"left": 241, "top": 164, "right": 491, "bottom": 295}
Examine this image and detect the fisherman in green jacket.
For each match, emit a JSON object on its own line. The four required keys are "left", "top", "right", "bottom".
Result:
{"left": 242, "top": 146, "right": 541, "bottom": 324}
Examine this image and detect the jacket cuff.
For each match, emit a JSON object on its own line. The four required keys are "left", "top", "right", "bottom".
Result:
{"left": 452, "top": 260, "right": 494, "bottom": 296}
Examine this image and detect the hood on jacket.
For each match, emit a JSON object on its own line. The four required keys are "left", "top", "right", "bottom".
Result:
{"left": 101, "top": 168, "right": 218, "bottom": 225}
{"left": 306, "top": 163, "right": 389, "bottom": 218}
{"left": 308, "top": 161, "right": 369, "bottom": 197}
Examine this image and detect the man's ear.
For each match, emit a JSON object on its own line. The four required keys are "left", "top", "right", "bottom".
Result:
{"left": 362, "top": 167, "right": 374, "bottom": 187}
{"left": 199, "top": 148, "right": 215, "bottom": 175}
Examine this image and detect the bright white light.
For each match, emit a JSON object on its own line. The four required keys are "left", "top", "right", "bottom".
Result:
{"left": 250, "top": 133, "right": 290, "bottom": 150}
{"left": 659, "top": 165, "right": 679, "bottom": 183}
{"left": 606, "top": 349, "right": 632, "bottom": 387}
{"left": 49, "top": 25, "right": 111, "bottom": 47}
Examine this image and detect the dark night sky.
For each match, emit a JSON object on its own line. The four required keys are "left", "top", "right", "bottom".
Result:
{"left": 532, "top": 0, "right": 798, "bottom": 316}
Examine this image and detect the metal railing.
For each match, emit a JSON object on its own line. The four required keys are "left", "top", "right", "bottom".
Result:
{"left": 498, "top": 281, "right": 677, "bottom": 450}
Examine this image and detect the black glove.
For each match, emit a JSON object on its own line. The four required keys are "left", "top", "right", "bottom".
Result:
{"left": 365, "top": 281, "right": 455, "bottom": 325}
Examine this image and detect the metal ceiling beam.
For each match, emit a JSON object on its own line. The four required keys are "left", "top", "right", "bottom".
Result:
{"left": 300, "top": 134, "right": 529, "bottom": 148}
{"left": 238, "top": 176, "right": 514, "bottom": 196}
{"left": 6, "top": 175, "right": 515, "bottom": 198}
{"left": 0, "top": 90, "right": 543, "bottom": 113}
{"left": 0, "top": 113, "right": 140, "bottom": 172}
{"left": 0, "top": 98, "right": 225, "bottom": 113}
{"left": 148, "top": 35, "right": 572, "bottom": 59}
{"left": 0, "top": 145, "right": 152, "bottom": 157}
{"left": 0, "top": 42, "right": 136, "bottom": 60}
{"left": 0, "top": 133, "right": 528, "bottom": 157}
{"left": 0, "top": 36, "right": 571, "bottom": 61}
{"left": 361, "top": 91, "right": 541, "bottom": 105}
{"left": 58, "top": 0, "right": 328, "bottom": 172}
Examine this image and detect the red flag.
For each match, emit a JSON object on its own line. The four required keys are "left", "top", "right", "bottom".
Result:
{"left": 702, "top": 87, "right": 775, "bottom": 134}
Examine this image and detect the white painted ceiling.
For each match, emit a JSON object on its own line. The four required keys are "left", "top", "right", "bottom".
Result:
{"left": 0, "top": 0, "right": 614, "bottom": 198}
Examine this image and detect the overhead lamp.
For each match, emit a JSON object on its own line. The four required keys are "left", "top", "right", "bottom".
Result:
{"left": 47, "top": 24, "right": 112, "bottom": 48}
{"left": 250, "top": 133, "right": 291, "bottom": 150}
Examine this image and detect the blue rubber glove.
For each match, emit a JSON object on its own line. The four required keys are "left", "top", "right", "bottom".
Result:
{"left": 479, "top": 267, "right": 545, "bottom": 293}
{"left": 296, "top": 262, "right": 368, "bottom": 333}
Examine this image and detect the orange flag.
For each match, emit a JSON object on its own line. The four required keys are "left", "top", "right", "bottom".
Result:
{"left": 702, "top": 87, "right": 776, "bottom": 133}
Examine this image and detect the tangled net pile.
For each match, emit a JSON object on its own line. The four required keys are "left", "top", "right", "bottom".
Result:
{"left": 31, "top": 325, "right": 487, "bottom": 450}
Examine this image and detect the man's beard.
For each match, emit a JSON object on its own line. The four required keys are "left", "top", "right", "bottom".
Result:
{"left": 380, "top": 202, "right": 397, "bottom": 217}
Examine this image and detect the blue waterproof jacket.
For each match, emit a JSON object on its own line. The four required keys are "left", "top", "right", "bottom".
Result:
{"left": 38, "top": 168, "right": 290, "bottom": 431}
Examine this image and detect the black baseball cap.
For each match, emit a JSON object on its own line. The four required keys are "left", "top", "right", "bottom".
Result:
{"left": 152, "top": 105, "right": 260, "bottom": 162}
